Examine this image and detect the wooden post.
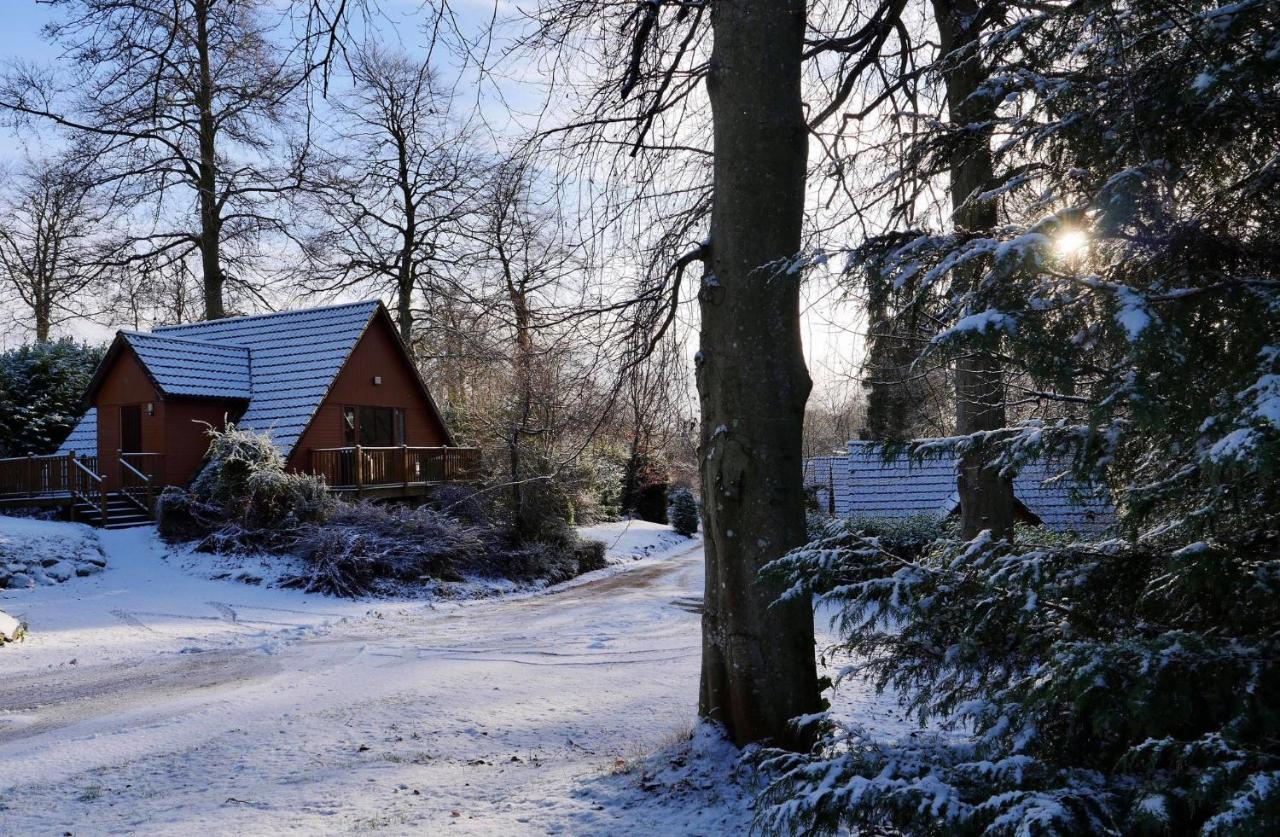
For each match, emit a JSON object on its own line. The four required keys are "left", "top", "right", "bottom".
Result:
{"left": 402, "top": 444, "right": 410, "bottom": 488}
{"left": 27, "top": 452, "right": 35, "bottom": 496}
{"left": 354, "top": 444, "right": 364, "bottom": 498}
{"left": 67, "top": 451, "right": 77, "bottom": 522}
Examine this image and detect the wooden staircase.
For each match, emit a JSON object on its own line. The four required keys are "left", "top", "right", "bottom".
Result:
{"left": 73, "top": 491, "right": 154, "bottom": 529}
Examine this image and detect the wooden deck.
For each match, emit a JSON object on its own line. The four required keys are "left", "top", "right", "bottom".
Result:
{"left": 0, "top": 446, "right": 482, "bottom": 525}
{"left": 309, "top": 445, "right": 482, "bottom": 496}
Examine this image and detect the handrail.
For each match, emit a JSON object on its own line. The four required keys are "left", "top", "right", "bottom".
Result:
{"left": 118, "top": 453, "right": 163, "bottom": 516}
{"left": 72, "top": 457, "right": 102, "bottom": 484}
{"left": 69, "top": 455, "right": 107, "bottom": 526}
{"left": 120, "top": 457, "right": 150, "bottom": 482}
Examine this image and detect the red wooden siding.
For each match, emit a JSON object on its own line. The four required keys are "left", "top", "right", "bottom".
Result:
{"left": 94, "top": 348, "right": 163, "bottom": 490}
{"left": 163, "top": 401, "right": 237, "bottom": 486}
{"left": 288, "top": 314, "right": 449, "bottom": 472}
{"left": 91, "top": 345, "right": 240, "bottom": 488}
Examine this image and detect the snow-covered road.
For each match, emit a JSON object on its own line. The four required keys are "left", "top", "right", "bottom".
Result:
{"left": 0, "top": 522, "right": 755, "bottom": 835}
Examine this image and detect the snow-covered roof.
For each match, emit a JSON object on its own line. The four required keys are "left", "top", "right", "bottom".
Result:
{"left": 55, "top": 300, "right": 385, "bottom": 460}
{"left": 149, "top": 300, "right": 381, "bottom": 454}
{"left": 803, "top": 440, "right": 1114, "bottom": 536}
{"left": 843, "top": 441, "right": 961, "bottom": 519}
{"left": 56, "top": 406, "right": 97, "bottom": 457}
{"left": 121, "top": 331, "right": 252, "bottom": 400}
{"left": 1010, "top": 458, "right": 1114, "bottom": 535}
{"left": 803, "top": 454, "right": 852, "bottom": 516}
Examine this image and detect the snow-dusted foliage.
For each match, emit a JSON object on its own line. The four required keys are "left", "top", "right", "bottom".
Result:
{"left": 0, "top": 515, "right": 106, "bottom": 589}
{"left": 758, "top": 1, "right": 1280, "bottom": 834}
{"left": 158, "top": 424, "right": 333, "bottom": 551}
{"left": 666, "top": 487, "right": 699, "bottom": 536}
{"left": 0, "top": 339, "right": 103, "bottom": 456}
{"left": 158, "top": 425, "right": 609, "bottom": 596}
{"left": 285, "top": 502, "right": 608, "bottom": 597}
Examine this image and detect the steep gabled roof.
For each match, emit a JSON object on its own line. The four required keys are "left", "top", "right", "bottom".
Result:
{"left": 1011, "top": 458, "right": 1114, "bottom": 534}
{"left": 804, "top": 440, "right": 1115, "bottom": 537}
{"left": 149, "top": 300, "right": 381, "bottom": 454}
{"left": 844, "top": 441, "right": 960, "bottom": 519}
{"left": 58, "top": 299, "right": 450, "bottom": 460}
{"left": 120, "top": 331, "right": 252, "bottom": 399}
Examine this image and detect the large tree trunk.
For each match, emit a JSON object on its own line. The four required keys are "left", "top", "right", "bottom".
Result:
{"left": 397, "top": 131, "right": 416, "bottom": 346}
{"left": 698, "top": 0, "right": 820, "bottom": 750}
{"left": 194, "top": 0, "right": 225, "bottom": 321}
{"left": 34, "top": 294, "right": 50, "bottom": 342}
{"left": 933, "top": 0, "right": 1015, "bottom": 540}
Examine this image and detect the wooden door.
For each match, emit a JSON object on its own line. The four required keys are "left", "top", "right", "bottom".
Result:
{"left": 121, "top": 405, "right": 142, "bottom": 452}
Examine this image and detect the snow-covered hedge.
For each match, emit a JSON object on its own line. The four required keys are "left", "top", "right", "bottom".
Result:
{"left": 285, "top": 502, "right": 607, "bottom": 597}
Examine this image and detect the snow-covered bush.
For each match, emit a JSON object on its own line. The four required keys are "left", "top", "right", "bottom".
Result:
{"left": 0, "top": 338, "right": 103, "bottom": 456}
{"left": 0, "top": 518, "right": 106, "bottom": 588}
{"left": 666, "top": 487, "right": 699, "bottom": 537}
{"left": 754, "top": 0, "right": 1280, "bottom": 833}
{"left": 158, "top": 424, "right": 332, "bottom": 551}
{"left": 285, "top": 501, "right": 609, "bottom": 596}
{"left": 286, "top": 502, "right": 489, "bottom": 596}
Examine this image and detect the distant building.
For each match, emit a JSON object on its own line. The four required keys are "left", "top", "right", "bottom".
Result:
{"left": 1, "top": 301, "right": 479, "bottom": 527}
{"left": 805, "top": 440, "right": 1114, "bottom": 537}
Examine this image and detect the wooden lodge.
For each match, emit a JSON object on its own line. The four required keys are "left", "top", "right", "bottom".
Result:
{"left": 0, "top": 301, "right": 479, "bottom": 527}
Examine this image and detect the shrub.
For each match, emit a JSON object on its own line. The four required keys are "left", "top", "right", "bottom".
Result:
{"left": 157, "top": 424, "right": 333, "bottom": 551}
{"left": 283, "top": 502, "right": 609, "bottom": 596}
{"left": 666, "top": 487, "right": 699, "bottom": 536}
{"left": 0, "top": 339, "right": 104, "bottom": 457}
{"left": 427, "top": 483, "right": 493, "bottom": 525}
{"left": 286, "top": 502, "right": 488, "bottom": 596}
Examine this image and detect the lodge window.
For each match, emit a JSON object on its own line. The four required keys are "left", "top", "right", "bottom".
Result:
{"left": 342, "top": 406, "right": 405, "bottom": 447}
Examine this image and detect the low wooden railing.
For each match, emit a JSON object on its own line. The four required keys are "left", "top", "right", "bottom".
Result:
{"left": 119, "top": 452, "right": 165, "bottom": 514}
{"left": 310, "top": 446, "right": 482, "bottom": 492}
{"left": 0, "top": 452, "right": 100, "bottom": 499}
{"left": 70, "top": 456, "right": 108, "bottom": 524}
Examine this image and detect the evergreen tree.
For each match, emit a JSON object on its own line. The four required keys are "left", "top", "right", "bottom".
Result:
{"left": 667, "top": 487, "right": 699, "bottom": 537}
{"left": 0, "top": 339, "right": 104, "bottom": 456}
{"left": 758, "top": 0, "right": 1280, "bottom": 833}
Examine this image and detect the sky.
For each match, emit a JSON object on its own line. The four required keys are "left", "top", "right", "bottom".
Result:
{"left": 0, "top": 1, "right": 864, "bottom": 399}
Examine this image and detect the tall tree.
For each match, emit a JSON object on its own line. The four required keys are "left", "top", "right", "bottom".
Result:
{"left": 468, "top": 160, "right": 586, "bottom": 540}
{"left": 696, "top": 0, "right": 821, "bottom": 749}
{"left": 932, "top": 0, "right": 1015, "bottom": 540}
{"left": 0, "top": 150, "right": 114, "bottom": 341}
{"left": 1, "top": 0, "right": 304, "bottom": 320}
{"left": 299, "top": 46, "right": 475, "bottom": 345}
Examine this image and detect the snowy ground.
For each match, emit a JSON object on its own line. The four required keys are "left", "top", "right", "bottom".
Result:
{"left": 0, "top": 516, "right": 903, "bottom": 835}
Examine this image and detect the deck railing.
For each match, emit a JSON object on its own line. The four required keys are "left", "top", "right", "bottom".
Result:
{"left": 119, "top": 452, "right": 166, "bottom": 514}
{"left": 0, "top": 452, "right": 99, "bottom": 499}
{"left": 310, "top": 445, "right": 482, "bottom": 492}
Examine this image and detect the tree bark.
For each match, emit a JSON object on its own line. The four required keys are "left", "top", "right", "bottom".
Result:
{"left": 396, "top": 126, "right": 416, "bottom": 346}
{"left": 194, "top": 0, "right": 225, "bottom": 321}
{"left": 933, "top": 0, "right": 1015, "bottom": 540}
{"left": 698, "top": 0, "right": 820, "bottom": 750}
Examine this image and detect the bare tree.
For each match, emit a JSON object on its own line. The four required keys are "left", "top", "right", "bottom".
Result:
{"left": 464, "top": 159, "right": 591, "bottom": 539}
{"left": 1, "top": 0, "right": 306, "bottom": 321}
{"left": 298, "top": 46, "right": 476, "bottom": 346}
{"left": 0, "top": 149, "right": 115, "bottom": 341}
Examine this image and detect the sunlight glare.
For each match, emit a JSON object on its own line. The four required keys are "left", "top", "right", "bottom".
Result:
{"left": 1055, "top": 229, "right": 1089, "bottom": 259}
